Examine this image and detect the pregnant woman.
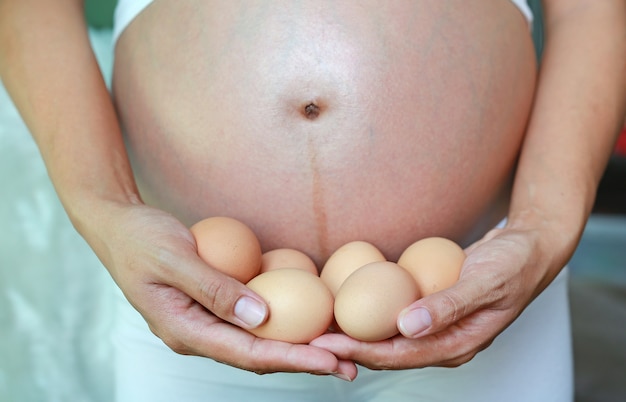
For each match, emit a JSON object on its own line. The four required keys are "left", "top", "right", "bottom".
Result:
{"left": 1, "top": 0, "right": 625, "bottom": 401}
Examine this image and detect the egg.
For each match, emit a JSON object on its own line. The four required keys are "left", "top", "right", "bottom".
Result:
{"left": 245, "top": 268, "right": 334, "bottom": 343}
{"left": 334, "top": 261, "right": 419, "bottom": 342}
{"left": 397, "top": 237, "right": 465, "bottom": 297}
{"left": 260, "top": 248, "right": 318, "bottom": 275}
{"left": 320, "top": 241, "right": 386, "bottom": 296}
{"left": 190, "top": 216, "right": 262, "bottom": 283}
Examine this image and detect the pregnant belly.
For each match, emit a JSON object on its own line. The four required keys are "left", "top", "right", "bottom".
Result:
{"left": 113, "top": 0, "right": 536, "bottom": 266}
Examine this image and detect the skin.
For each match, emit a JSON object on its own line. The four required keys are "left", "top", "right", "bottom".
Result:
{"left": 114, "top": 0, "right": 533, "bottom": 265}
{"left": 0, "top": 0, "right": 625, "bottom": 384}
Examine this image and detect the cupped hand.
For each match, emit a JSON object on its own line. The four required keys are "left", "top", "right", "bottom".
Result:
{"left": 310, "top": 224, "right": 567, "bottom": 371}
{"left": 86, "top": 200, "right": 357, "bottom": 379}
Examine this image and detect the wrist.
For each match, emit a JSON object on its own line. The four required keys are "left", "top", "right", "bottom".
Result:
{"left": 505, "top": 204, "right": 588, "bottom": 271}
{"left": 62, "top": 172, "right": 142, "bottom": 242}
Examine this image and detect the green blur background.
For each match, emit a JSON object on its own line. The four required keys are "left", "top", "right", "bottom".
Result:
{"left": 84, "top": 0, "right": 117, "bottom": 29}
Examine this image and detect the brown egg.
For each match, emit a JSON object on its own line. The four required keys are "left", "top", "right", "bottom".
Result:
{"left": 397, "top": 237, "right": 465, "bottom": 297}
{"left": 260, "top": 248, "right": 318, "bottom": 275}
{"left": 190, "top": 216, "right": 262, "bottom": 283}
{"left": 246, "top": 268, "right": 334, "bottom": 343}
{"left": 320, "top": 241, "right": 386, "bottom": 296}
{"left": 334, "top": 261, "right": 419, "bottom": 342}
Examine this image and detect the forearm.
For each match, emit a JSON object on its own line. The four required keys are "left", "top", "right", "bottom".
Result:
{"left": 508, "top": 0, "right": 626, "bottom": 270}
{"left": 0, "top": 0, "right": 140, "bottom": 232}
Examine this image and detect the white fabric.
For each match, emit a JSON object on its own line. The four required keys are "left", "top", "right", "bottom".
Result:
{"left": 511, "top": 0, "right": 534, "bottom": 26}
{"left": 112, "top": 0, "right": 534, "bottom": 45}
{"left": 112, "top": 0, "right": 153, "bottom": 45}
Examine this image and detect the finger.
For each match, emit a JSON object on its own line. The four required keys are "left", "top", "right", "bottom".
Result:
{"left": 312, "top": 312, "right": 499, "bottom": 370}
{"left": 311, "top": 333, "right": 429, "bottom": 370}
{"left": 436, "top": 338, "right": 494, "bottom": 368}
{"left": 333, "top": 360, "right": 358, "bottom": 382}
{"left": 146, "top": 284, "right": 343, "bottom": 375}
{"left": 184, "top": 315, "right": 341, "bottom": 375}
{"left": 310, "top": 333, "right": 386, "bottom": 366}
{"left": 397, "top": 267, "right": 502, "bottom": 339}
{"left": 166, "top": 250, "right": 269, "bottom": 330}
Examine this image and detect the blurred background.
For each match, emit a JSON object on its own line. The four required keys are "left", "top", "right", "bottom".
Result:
{"left": 1, "top": 2, "right": 117, "bottom": 400}
{"left": 1, "top": 1, "right": 624, "bottom": 401}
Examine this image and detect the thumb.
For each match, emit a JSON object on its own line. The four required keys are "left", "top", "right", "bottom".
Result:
{"left": 396, "top": 277, "right": 489, "bottom": 339}
{"left": 173, "top": 253, "right": 269, "bottom": 330}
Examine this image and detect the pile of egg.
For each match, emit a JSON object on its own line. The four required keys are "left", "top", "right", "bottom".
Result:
{"left": 190, "top": 216, "right": 465, "bottom": 344}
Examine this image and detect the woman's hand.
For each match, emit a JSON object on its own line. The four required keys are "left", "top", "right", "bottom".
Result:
{"left": 93, "top": 200, "right": 357, "bottom": 379}
{"left": 310, "top": 223, "right": 565, "bottom": 370}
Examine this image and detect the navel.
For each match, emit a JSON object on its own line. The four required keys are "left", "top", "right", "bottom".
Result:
{"left": 301, "top": 101, "right": 323, "bottom": 120}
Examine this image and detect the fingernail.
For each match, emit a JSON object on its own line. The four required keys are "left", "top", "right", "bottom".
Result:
{"left": 331, "top": 373, "right": 352, "bottom": 382}
{"left": 234, "top": 296, "right": 267, "bottom": 328}
{"left": 398, "top": 308, "right": 432, "bottom": 337}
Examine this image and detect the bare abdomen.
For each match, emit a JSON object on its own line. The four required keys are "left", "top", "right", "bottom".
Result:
{"left": 113, "top": 0, "right": 536, "bottom": 266}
